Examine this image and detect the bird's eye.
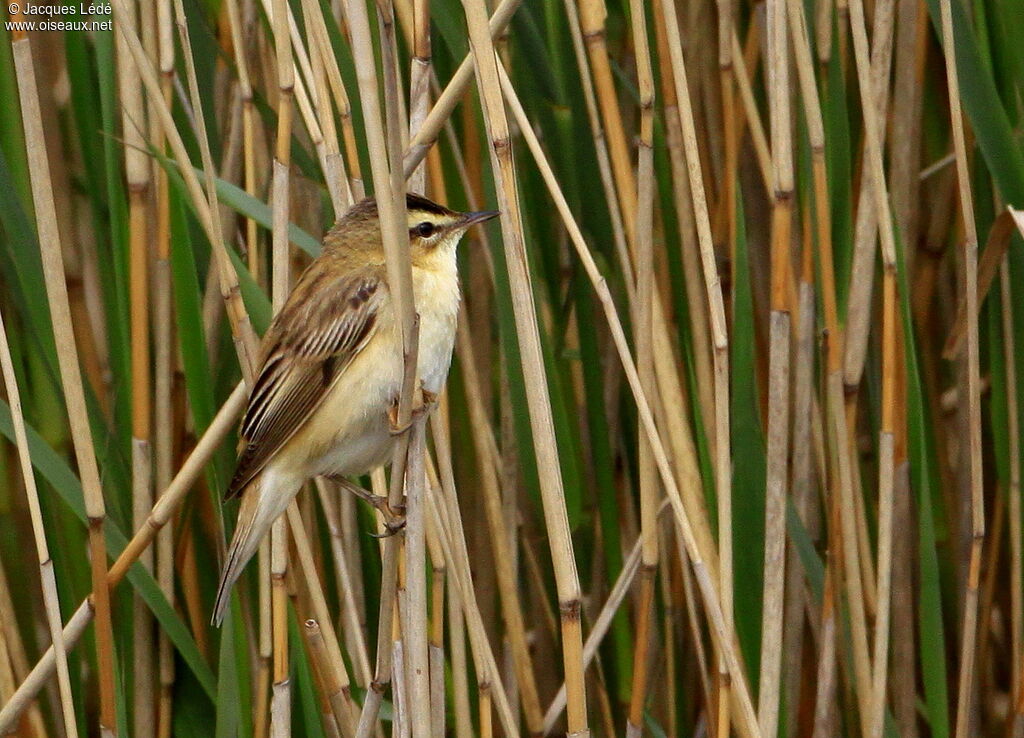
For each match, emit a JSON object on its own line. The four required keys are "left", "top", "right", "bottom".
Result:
{"left": 415, "top": 221, "right": 436, "bottom": 238}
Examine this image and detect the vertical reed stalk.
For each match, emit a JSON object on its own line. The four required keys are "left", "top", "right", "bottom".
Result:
{"left": 0, "top": 384, "right": 247, "bottom": 733}
{"left": 1002, "top": 258, "right": 1023, "bottom": 726}
{"left": 117, "top": 0, "right": 157, "bottom": 729}
{"left": 153, "top": 0, "right": 176, "bottom": 729}
{"left": 0, "top": 307, "right": 78, "bottom": 737}
{"left": 269, "top": 0, "right": 295, "bottom": 729}
{"left": 626, "top": 0, "right": 656, "bottom": 731}
{"left": 759, "top": 1, "right": 794, "bottom": 733}
{"left": 938, "top": 0, "right": 984, "bottom": 733}
{"left": 11, "top": 28, "right": 119, "bottom": 735}
{"left": 460, "top": 1, "right": 588, "bottom": 732}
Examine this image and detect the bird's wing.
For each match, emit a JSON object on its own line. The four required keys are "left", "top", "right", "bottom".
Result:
{"left": 225, "top": 266, "right": 388, "bottom": 499}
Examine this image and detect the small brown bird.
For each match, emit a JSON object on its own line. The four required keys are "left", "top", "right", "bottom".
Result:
{"left": 212, "top": 193, "right": 497, "bottom": 626}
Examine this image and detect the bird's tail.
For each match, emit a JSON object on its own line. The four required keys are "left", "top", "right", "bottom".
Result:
{"left": 212, "top": 468, "right": 300, "bottom": 626}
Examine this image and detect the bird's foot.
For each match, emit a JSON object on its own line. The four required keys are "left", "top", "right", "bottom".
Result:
{"left": 388, "top": 390, "right": 438, "bottom": 436}
{"left": 329, "top": 476, "right": 406, "bottom": 537}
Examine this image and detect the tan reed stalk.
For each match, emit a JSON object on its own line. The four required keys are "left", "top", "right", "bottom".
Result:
{"left": 407, "top": 0, "right": 431, "bottom": 193}
{"left": 425, "top": 495, "right": 446, "bottom": 737}
{"left": 111, "top": 0, "right": 260, "bottom": 374}
{"left": 783, "top": 236, "right": 815, "bottom": 738}
{"left": 286, "top": 507, "right": 359, "bottom": 734}
{"left": 845, "top": 0, "right": 905, "bottom": 727}
{"left": 153, "top": 1, "right": 177, "bottom": 733}
{"left": 0, "top": 558, "right": 48, "bottom": 738}
{"left": 342, "top": 0, "right": 416, "bottom": 727}
{"left": 314, "top": 482, "right": 373, "bottom": 687}
{"left": 11, "top": 28, "right": 118, "bottom": 735}
{"left": 888, "top": 0, "right": 926, "bottom": 269}
{"left": 116, "top": 0, "right": 158, "bottom": 728}
{"left": 402, "top": 418, "right": 432, "bottom": 738}
{"left": 268, "top": 0, "right": 296, "bottom": 728}
{"left": 400, "top": 0, "right": 522, "bottom": 176}
{"left": 375, "top": 1, "right": 432, "bottom": 723}
{"left": 943, "top": 211, "right": 1016, "bottom": 359}
{"left": 447, "top": 564, "right": 472, "bottom": 738}
{"left": 653, "top": 1, "right": 750, "bottom": 733}
{"left": 625, "top": 0, "right": 657, "bottom": 731}
{"left": 496, "top": 62, "right": 759, "bottom": 737}
{"left": 459, "top": 2, "right": 589, "bottom": 732}
{"left": 562, "top": 0, "right": 634, "bottom": 298}
{"left": 650, "top": 0, "right": 713, "bottom": 435}
{"left": 0, "top": 309, "right": 78, "bottom": 737}
{"left": 730, "top": 31, "right": 772, "bottom": 192}
{"left": 0, "top": 382, "right": 247, "bottom": 733}
{"left": 225, "top": 0, "right": 262, "bottom": 280}
{"left": 455, "top": 314, "right": 544, "bottom": 731}
{"left": 571, "top": 0, "right": 634, "bottom": 243}
{"left": 758, "top": 1, "right": 794, "bottom": 733}
{"left": 938, "top": 0, "right": 984, "bottom": 734}
{"left": 849, "top": 0, "right": 899, "bottom": 623}
{"left": 544, "top": 526, "right": 644, "bottom": 731}
{"left": 423, "top": 436, "right": 517, "bottom": 735}
{"left": 303, "top": 621, "right": 344, "bottom": 738}
{"left": 300, "top": 0, "right": 355, "bottom": 209}
{"left": 842, "top": 0, "right": 896, "bottom": 394}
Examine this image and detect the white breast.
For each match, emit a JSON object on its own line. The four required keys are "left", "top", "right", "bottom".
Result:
{"left": 413, "top": 258, "right": 461, "bottom": 394}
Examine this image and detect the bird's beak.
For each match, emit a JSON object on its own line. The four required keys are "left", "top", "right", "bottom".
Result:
{"left": 460, "top": 210, "right": 500, "bottom": 228}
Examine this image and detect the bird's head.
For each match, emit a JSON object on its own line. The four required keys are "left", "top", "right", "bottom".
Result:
{"left": 403, "top": 193, "right": 498, "bottom": 267}
{"left": 326, "top": 193, "right": 498, "bottom": 268}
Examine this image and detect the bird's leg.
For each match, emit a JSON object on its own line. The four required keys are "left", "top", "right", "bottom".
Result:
{"left": 388, "top": 388, "right": 438, "bottom": 436}
{"left": 326, "top": 475, "right": 406, "bottom": 536}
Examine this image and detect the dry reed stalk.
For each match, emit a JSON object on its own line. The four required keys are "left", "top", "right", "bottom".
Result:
{"left": 459, "top": 1, "right": 588, "bottom": 732}
{"left": 842, "top": 0, "right": 897, "bottom": 392}
{"left": 0, "top": 382, "right": 247, "bottom": 733}
{"left": 626, "top": 0, "right": 657, "bottom": 731}
{"left": 653, "top": 0, "right": 751, "bottom": 733}
{"left": 1001, "top": 256, "right": 1024, "bottom": 733}
{"left": 844, "top": 0, "right": 905, "bottom": 726}
{"left": 495, "top": 62, "right": 758, "bottom": 737}
{"left": 543, "top": 523, "right": 646, "bottom": 731}
{"left": 402, "top": 418, "right": 432, "bottom": 738}
{"left": 406, "top": 0, "right": 431, "bottom": 193}
{"left": 314, "top": 482, "right": 373, "bottom": 687}
{"left": 116, "top": 0, "right": 158, "bottom": 729}
{"left": 304, "top": 621, "right": 344, "bottom": 738}
{"left": 423, "top": 434, "right": 518, "bottom": 735}
{"left": 650, "top": 0, "right": 713, "bottom": 440}
{"left": 153, "top": 1, "right": 177, "bottom": 733}
{"left": 268, "top": 0, "right": 296, "bottom": 728}
{"left": 937, "top": 0, "right": 984, "bottom": 734}
{"left": 0, "top": 309, "right": 78, "bottom": 737}
{"left": 573, "top": 0, "right": 635, "bottom": 244}
{"left": 11, "top": 29, "right": 118, "bottom": 736}
{"left": 425, "top": 497, "right": 446, "bottom": 737}
{"left": 943, "top": 210, "right": 1018, "bottom": 359}
{"left": 446, "top": 558, "right": 472, "bottom": 738}
{"left": 401, "top": 0, "right": 521, "bottom": 177}
{"left": 112, "top": 0, "right": 260, "bottom": 375}
{"left": 225, "top": 0, "right": 262, "bottom": 279}
{"left": 455, "top": 314, "right": 544, "bottom": 731}
{"left": 0, "top": 559, "right": 47, "bottom": 738}
{"left": 888, "top": 0, "right": 926, "bottom": 270}
{"left": 758, "top": 0, "right": 794, "bottom": 732}
{"left": 302, "top": 0, "right": 356, "bottom": 209}
{"left": 560, "top": 0, "right": 634, "bottom": 305}
{"left": 730, "top": 31, "right": 772, "bottom": 192}
{"left": 286, "top": 507, "right": 359, "bottom": 734}
{"left": 341, "top": 0, "right": 418, "bottom": 726}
